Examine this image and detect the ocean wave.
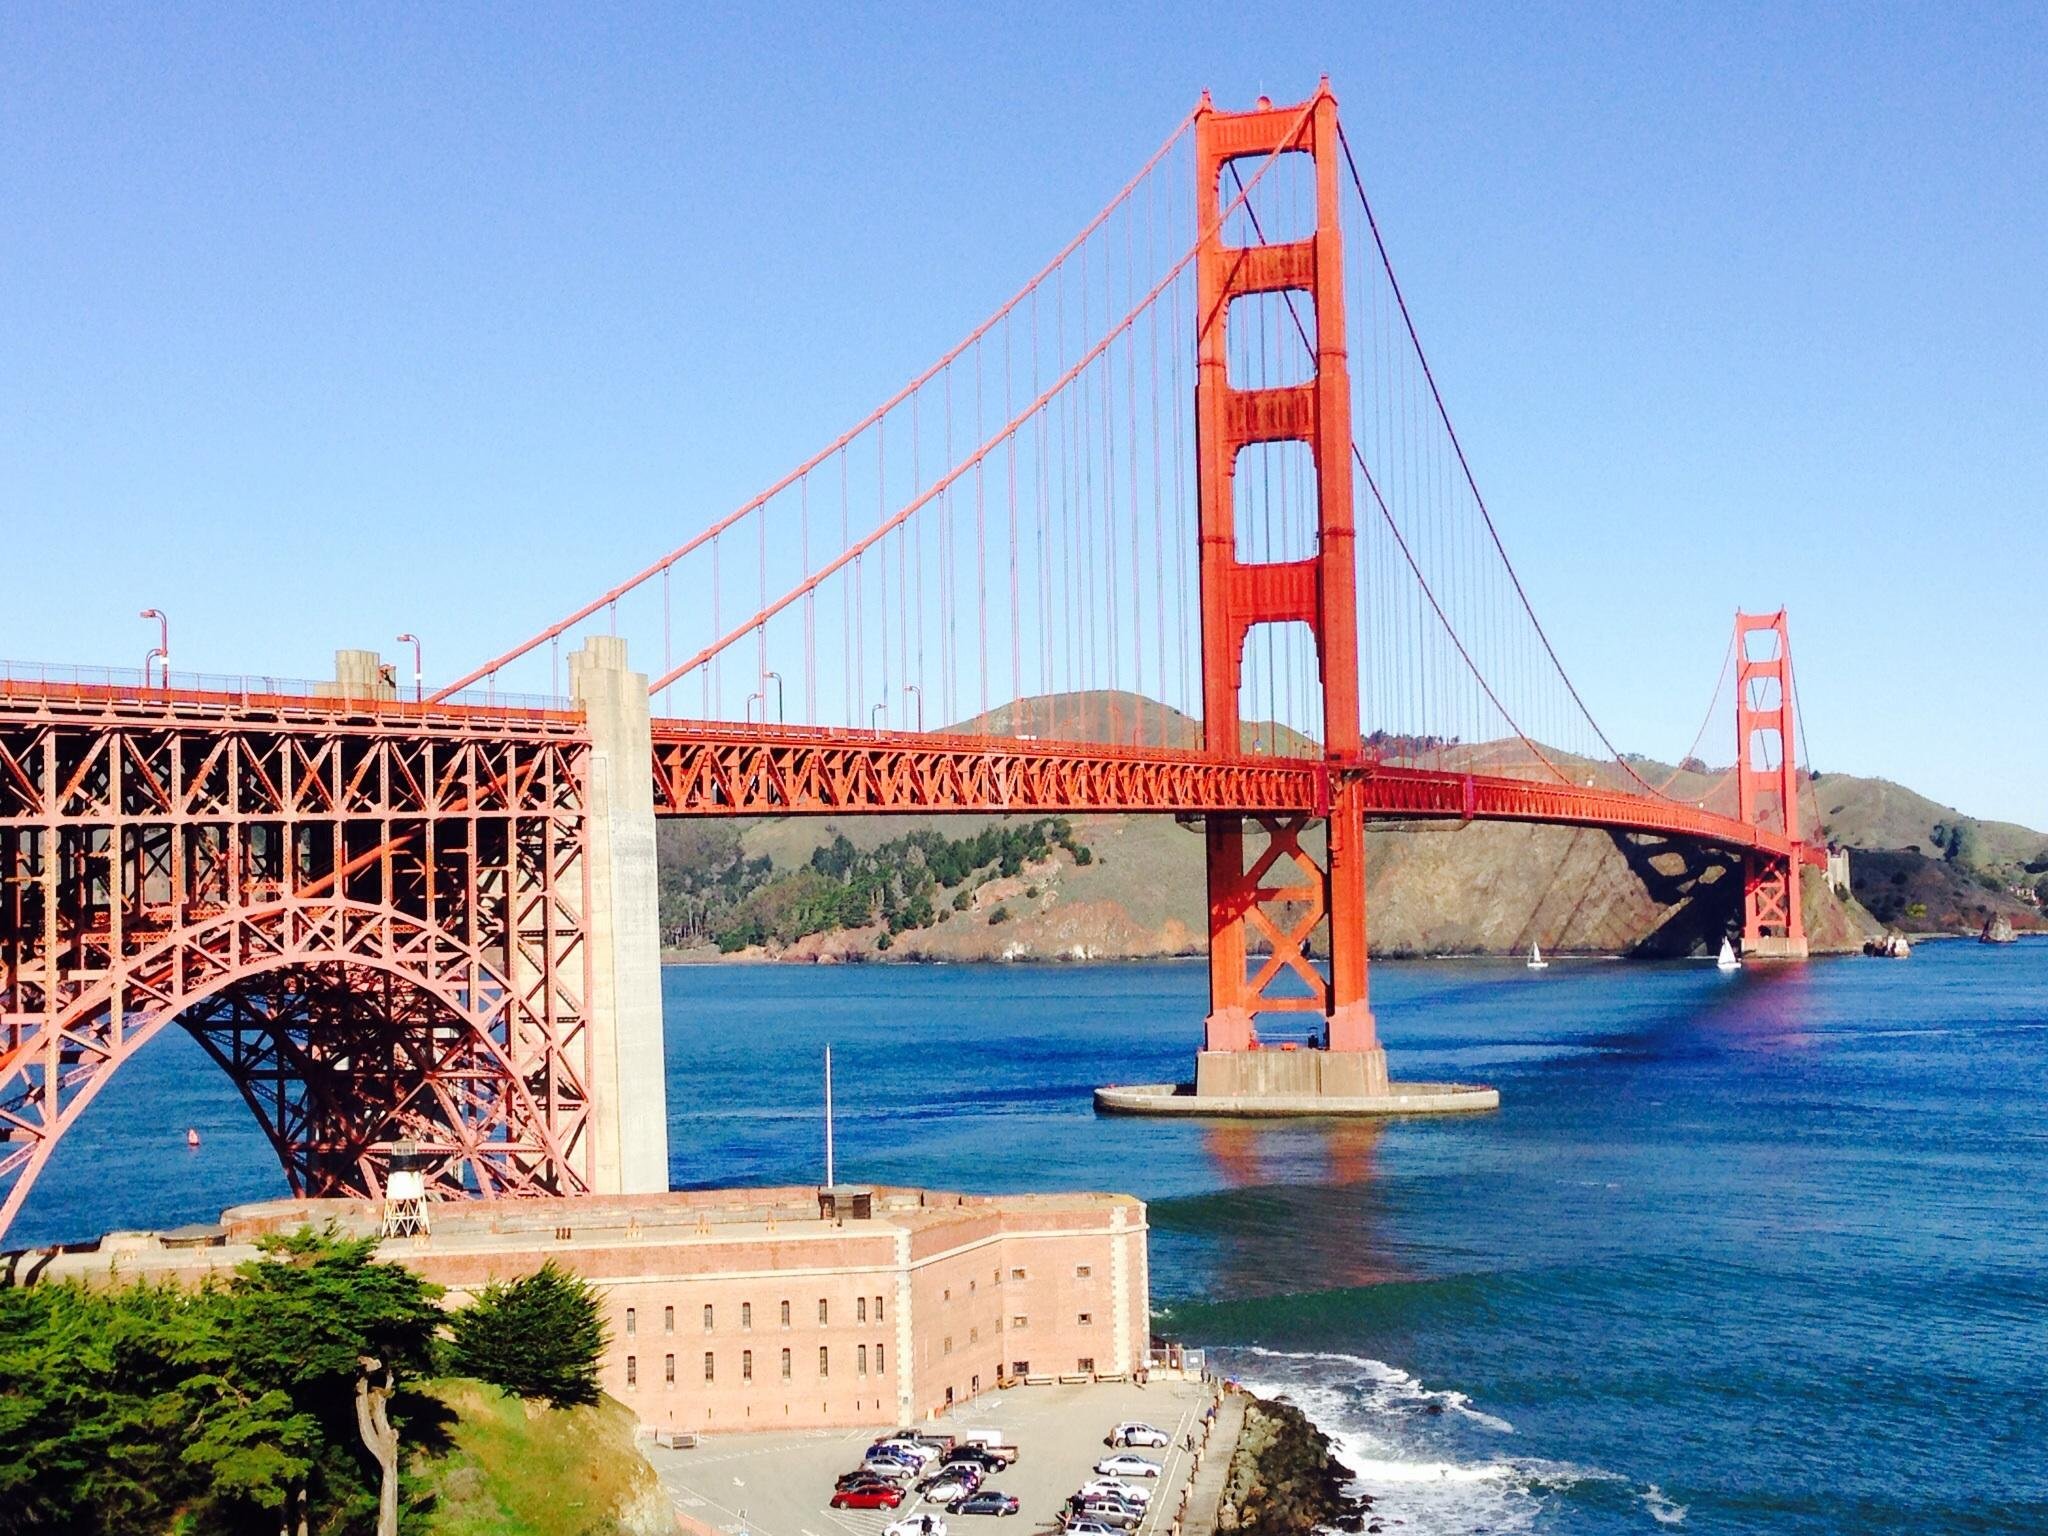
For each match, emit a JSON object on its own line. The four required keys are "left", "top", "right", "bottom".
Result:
{"left": 1229, "top": 1344, "right": 1518, "bottom": 1433}
{"left": 1642, "top": 1483, "right": 1688, "bottom": 1524}
{"left": 1213, "top": 1345, "right": 1671, "bottom": 1535}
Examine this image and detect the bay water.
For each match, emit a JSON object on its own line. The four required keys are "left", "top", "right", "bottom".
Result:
{"left": 16, "top": 941, "right": 2046, "bottom": 1533}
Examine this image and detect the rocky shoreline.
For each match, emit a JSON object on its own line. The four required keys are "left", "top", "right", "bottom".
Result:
{"left": 1215, "top": 1393, "right": 1371, "bottom": 1536}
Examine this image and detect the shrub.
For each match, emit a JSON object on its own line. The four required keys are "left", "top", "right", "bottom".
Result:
{"left": 1073, "top": 846, "right": 1094, "bottom": 866}
{"left": 447, "top": 1261, "right": 607, "bottom": 1408}
{"left": 988, "top": 906, "right": 1011, "bottom": 925}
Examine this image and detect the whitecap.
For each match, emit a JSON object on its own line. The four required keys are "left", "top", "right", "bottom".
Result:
{"left": 1643, "top": 1483, "right": 1688, "bottom": 1524}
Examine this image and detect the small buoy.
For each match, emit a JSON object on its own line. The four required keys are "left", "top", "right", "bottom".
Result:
{"left": 186, "top": 1127, "right": 201, "bottom": 1148}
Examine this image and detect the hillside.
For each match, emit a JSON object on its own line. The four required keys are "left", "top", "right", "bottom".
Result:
{"left": 412, "top": 1379, "right": 670, "bottom": 1536}
{"left": 657, "top": 689, "right": 1956, "bottom": 960}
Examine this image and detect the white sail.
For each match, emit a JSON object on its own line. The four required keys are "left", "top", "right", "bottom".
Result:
{"left": 1717, "top": 937, "right": 1741, "bottom": 970}
{"left": 1527, "top": 941, "right": 1548, "bottom": 970}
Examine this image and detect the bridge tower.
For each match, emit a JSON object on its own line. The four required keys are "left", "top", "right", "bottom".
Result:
{"left": 1192, "top": 83, "right": 1387, "bottom": 1099}
{"left": 1734, "top": 609, "right": 1808, "bottom": 959}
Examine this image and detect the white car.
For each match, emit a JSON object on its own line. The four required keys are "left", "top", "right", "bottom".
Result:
{"left": 922, "top": 1477, "right": 978, "bottom": 1505}
{"left": 1109, "top": 1422, "right": 1170, "bottom": 1449}
{"left": 1079, "top": 1480, "right": 1151, "bottom": 1506}
{"left": 874, "top": 1440, "right": 940, "bottom": 1467}
{"left": 887, "top": 1519, "right": 948, "bottom": 1536}
{"left": 1093, "top": 1455, "right": 1163, "bottom": 1480}
{"left": 1065, "top": 1523, "right": 1116, "bottom": 1536}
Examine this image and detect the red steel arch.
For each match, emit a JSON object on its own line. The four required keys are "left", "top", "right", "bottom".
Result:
{"left": 0, "top": 685, "right": 594, "bottom": 1241}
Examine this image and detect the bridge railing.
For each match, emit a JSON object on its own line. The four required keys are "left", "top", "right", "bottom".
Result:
{"left": 0, "top": 658, "right": 573, "bottom": 720}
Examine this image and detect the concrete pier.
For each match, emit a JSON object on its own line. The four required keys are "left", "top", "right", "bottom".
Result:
{"left": 570, "top": 637, "right": 671, "bottom": 1194}
{"left": 1094, "top": 1078, "right": 1499, "bottom": 1117}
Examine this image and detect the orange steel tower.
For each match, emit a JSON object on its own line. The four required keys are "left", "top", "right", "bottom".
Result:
{"left": 1734, "top": 609, "right": 1808, "bottom": 958}
{"left": 1192, "top": 83, "right": 1386, "bottom": 1097}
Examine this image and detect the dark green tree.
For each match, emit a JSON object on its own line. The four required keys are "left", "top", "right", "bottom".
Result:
{"left": 446, "top": 1260, "right": 608, "bottom": 1409}
{"left": 220, "top": 1226, "right": 445, "bottom": 1536}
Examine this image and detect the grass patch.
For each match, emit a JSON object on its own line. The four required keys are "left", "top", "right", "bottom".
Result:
{"left": 412, "top": 1378, "right": 661, "bottom": 1536}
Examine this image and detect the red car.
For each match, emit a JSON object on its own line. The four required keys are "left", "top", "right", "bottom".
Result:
{"left": 832, "top": 1485, "right": 907, "bottom": 1511}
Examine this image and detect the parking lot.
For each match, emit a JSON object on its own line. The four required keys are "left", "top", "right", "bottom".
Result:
{"left": 647, "top": 1378, "right": 1219, "bottom": 1536}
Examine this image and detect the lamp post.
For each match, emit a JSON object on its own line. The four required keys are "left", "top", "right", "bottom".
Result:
{"left": 870, "top": 701, "right": 887, "bottom": 736}
{"left": 764, "top": 670, "right": 784, "bottom": 724}
{"left": 139, "top": 609, "right": 168, "bottom": 689}
{"left": 746, "top": 691, "right": 764, "bottom": 724}
{"left": 395, "top": 633, "right": 422, "bottom": 703}
{"left": 903, "top": 682, "right": 923, "bottom": 732}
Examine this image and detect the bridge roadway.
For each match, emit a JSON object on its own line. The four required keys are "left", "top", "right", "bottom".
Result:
{"left": 647, "top": 719, "right": 1806, "bottom": 864}
{"left": 0, "top": 679, "right": 1802, "bottom": 864}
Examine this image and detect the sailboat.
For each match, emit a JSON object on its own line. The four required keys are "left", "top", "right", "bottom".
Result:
{"left": 1526, "top": 941, "right": 1549, "bottom": 970}
{"left": 1717, "top": 937, "right": 1742, "bottom": 971}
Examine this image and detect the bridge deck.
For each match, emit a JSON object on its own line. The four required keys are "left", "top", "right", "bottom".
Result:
{"left": 0, "top": 684, "right": 1801, "bottom": 863}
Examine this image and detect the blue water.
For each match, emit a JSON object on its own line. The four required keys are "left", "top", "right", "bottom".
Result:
{"left": 16, "top": 943, "right": 2048, "bottom": 1533}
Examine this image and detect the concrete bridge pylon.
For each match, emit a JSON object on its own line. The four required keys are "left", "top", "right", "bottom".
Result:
{"left": 570, "top": 637, "right": 671, "bottom": 1194}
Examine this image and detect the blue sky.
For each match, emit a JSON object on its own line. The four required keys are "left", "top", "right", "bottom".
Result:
{"left": 4, "top": 3, "right": 2044, "bottom": 826}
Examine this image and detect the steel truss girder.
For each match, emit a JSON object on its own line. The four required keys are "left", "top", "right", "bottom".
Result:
{"left": 0, "top": 688, "right": 594, "bottom": 1244}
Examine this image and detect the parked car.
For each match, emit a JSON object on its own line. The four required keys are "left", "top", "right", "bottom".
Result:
{"left": 1108, "top": 1422, "right": 1171, "bottom": 1449}
{"left": 950, "top": 1491, "right": 1020, "bottom": 1517}
{"left": 833, "top": 1484, "right": 907, "bottom": 1511}
{"left": 944, "top": 1447, "right": 1006, "bottom": 1471}
{"left": 1073, "top": 1490, "right": 1147, "bottom": 1517}
{"left": 1078, "top": 1479, "right": 1151, "bottom": 1506}
{"left": 874, "top": 1440, "right": 939, "bottom": 1466}
{"left": 840, "top": 1471, "right": 902, "bottom": 1490}
{"left": 1069, "top": 1500, "right": 1139, "bottom": 1528}
{"left": 1064, "top": 1521, "right": 1116, "bottom": 1536}
{"left": 1094, "top": 1455, "right": 1162, "bottom": 1480}
{"left": 864, "top": 1460, "right": 916, "bottom": 1482}
{"left": 957, "top": 1432, "right": 1018, "bottom": 1464}
{"left": 885, "top": 1518, "right": 949, "bottom": 1536}
{"left": 921, "top": 1475, "right": 980, "bottom": 1504}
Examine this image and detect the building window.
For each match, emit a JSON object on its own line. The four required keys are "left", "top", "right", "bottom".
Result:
{"left": 875, "top": 1295, "right": 885, "bottom": 1322}
{"left": 666, "top": 1353, "right": 677, "bottom": 1386}
{"left": 1078, "top": 1357, "right": 1095, "bottom": 1373}
{"left": 1012, "top": 1315, "right": 1028, "bottom": 1329}
{"left": 780, "top": 1348, "right": 792, "bottom": 1381}
{"left": 1012, "top": 1360, "right": 1030, "bottom": 1376}
{"left": 703, "top": 1304, "right": 714, "bottom": 1333}
{"left": 969, "top": 1326, "right": 979, "bottom": 1343}
{"left": 943, "top": 1288, "right": 951, "bottom": 1301}
{"left": 626, "top": 1355, "right": 638, "bottom": 1387}
{"left": 1078, "top": 1313, "right": 1093, "bottom": 1326}
{"left": 665, "top": 1305, "right": 676, "bottom": 1334}
{"left": 625, "top": 1307, "right": 637, "bottom": 1337}
{"left": 742, "top": 1301, "right": 752, "bottom": 1330}
{"left": 743, "top": 1349, "right": 754, "bottom": 1382}
{"left": 1010, "top": 1267, "right": 1026, "bottom": 1281}
{"left": 944, "top": 1336, "right": 953, "bottom": 1355}
{"left": 857, "top": 1296, "right": 867, "bottom": 1323}
{"left": 969, "top": 1279, "right": 977, "bottom": 1292}
{"left": 780, "top": 1299, "right": 791, "bottom": 1328}
{"left": 1076, "top": 1265, "right": 1092, "bottom": 1278}
{"left": 703, "top": 1352, "right": 715, "bottom": 1383}
{"left": 876, "top": 1344, "right": 885, "bottom": 1374}
{"left": 818, "top": 1346, "right": 830, "bottom": 1378}
{"left": 858, "top": 1344, "right": 868, "bottom": 1376}
{"left": 818, "top": 1298, "right": 829, "bottom": 1325}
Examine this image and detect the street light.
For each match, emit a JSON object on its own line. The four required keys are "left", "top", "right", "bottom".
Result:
{"left": 746, "top": 690, "right": 764, "bottom": 724}
{"left": 764, "top": 670, "right": 784, "bottom": 724}
{"left": 870, "top": 701, "right": 887, "bottom": 735}
{"left": 903, "top": 682, "right": 923, "bottom": 732}
{"left": 139, "top": 609, "right": 168, "bottom": 689}
{"left": 395, "top": 633, "right": 422, "bottom": 703}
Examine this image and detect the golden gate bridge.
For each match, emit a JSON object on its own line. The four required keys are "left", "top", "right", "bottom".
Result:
{"left": 0, "top": 84, "right": 1819, "bottom": 1242}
